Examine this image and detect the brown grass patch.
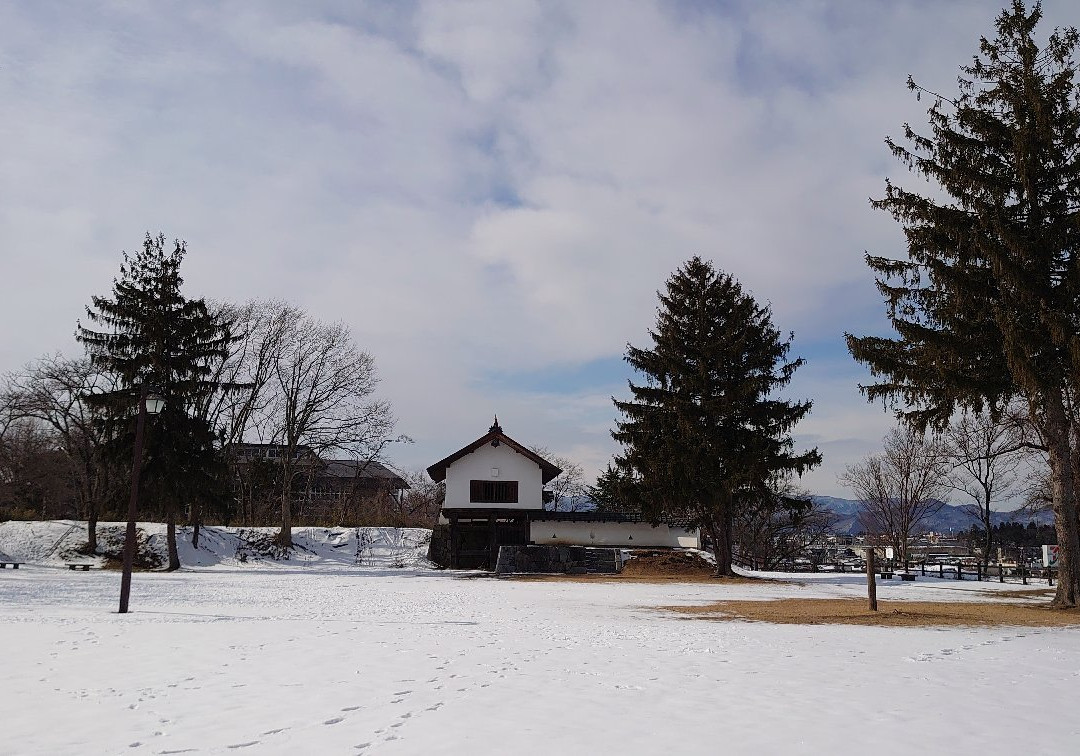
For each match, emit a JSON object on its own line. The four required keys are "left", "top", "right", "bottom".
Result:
{"left": 991, "top": 588, "right": 1055, "bottom": 600}
{"left": 511, "top": 550, "right": 777, "bottom": 584}
{"left": 664, "top": 597, "right": 1080, "bottom": 628}
{"left": 514, "top": 572, "right": 765, "bottom": 584}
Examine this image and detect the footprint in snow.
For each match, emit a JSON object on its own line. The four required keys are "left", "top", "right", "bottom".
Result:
{"left": 324, "top": 717, "right": 344, "bottom": 726}
{"left": 341, "top": 706, "right": 361, "bottom": 712}
{"left": 227, "top": 742, "right": 260, "bottom": 749}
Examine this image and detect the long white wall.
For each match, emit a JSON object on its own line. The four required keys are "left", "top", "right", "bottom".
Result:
{"left": 532, "top": 520, "right": 700, "bottom": 549}
{"left": 444, "top": 443, "right": 544, "bottom": 510}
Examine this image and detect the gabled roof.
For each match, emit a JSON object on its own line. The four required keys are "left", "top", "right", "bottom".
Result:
{"left": 426, "top": 419, "right": 562, "bottom": 484}
{"left": 319, "top": 459, "right": 409, "bottom": 488}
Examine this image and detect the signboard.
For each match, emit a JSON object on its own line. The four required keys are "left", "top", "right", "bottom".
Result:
{"left": 1042, "top": 544, "right": 1059, "bottom": 568}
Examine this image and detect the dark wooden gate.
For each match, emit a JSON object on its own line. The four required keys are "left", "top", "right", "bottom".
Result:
{"left": 447, "top": 512, "right": 530, "bottom": 570}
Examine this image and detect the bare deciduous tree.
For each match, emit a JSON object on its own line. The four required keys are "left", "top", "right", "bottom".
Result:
{"left": 249, "top": 307, "right": 396, "bottom": 546}
{"left": 200, "top": 300, "right": 289, "bottom": 447}
{"left": 942, "top": 411, "right": 1027, "bottom": 569}
{"left": 394, "top": 470, "right": 444, "bottom": 526}
{"left": 5, "top": 356, "right": 119, "bottom": 551}
{"left": 529, "top": 446, "right": 585, "bottom": 512}
{"left": 840, "top": 427, "right": 949, "bottom": 567}
{"left": 734, "top": 479, "right": 836, "bottom": 570}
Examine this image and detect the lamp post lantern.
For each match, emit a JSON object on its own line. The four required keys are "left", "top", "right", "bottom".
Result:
{"left": 118, "top": 387, "right": 164, "bottom": 614}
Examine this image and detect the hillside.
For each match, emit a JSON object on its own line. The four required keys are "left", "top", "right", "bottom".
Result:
{"left": 811, "top": 496, "right": 1054, "bottom": 536}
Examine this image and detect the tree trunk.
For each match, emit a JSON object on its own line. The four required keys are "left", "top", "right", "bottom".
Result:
{"left": 709, "top": 514, "right": 737, "bottom": 577}
{"left": 866, "top": 548, "right": 878, "bottom": 612}
{"left": 189, "top": 500, "right": 201, "bottom": 550}
{"left": 166, "top": 510, "right": 181, "bottom": 572}
{"left": 1044, "top": 398, "right": 1080, "bottom": 607}
{"left": 87, "top": 510, "right": 98, "bottom": 554}
{"left": 981, "top": 491, "right": 993, "bottom": 573}
{"left": 277, "top": 479, "right": 293, "bottom": 547}
{"left": 1072, "top": 422, "right": 1080, "bottom": 537}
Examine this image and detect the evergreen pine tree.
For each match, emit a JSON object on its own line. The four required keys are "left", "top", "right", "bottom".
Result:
{"left": 846, "top": 1, "right": 1080, "bottom": 606}
{"left": 586, "top": 462, "right": 638, "bottom": 513}
{"left": 77, "top": 233, "right": 236, "bottom": 569}
{"left": 613, "top": 257, "right": 820, "bottom": 576}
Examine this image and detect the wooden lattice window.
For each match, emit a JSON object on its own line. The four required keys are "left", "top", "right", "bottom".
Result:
{"left": 470, "top": 480, "right": 519, "bottom": 504}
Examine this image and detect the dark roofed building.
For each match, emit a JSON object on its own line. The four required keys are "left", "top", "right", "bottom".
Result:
{"left": 227, "top": 443, "right": 409, "bottom": 523}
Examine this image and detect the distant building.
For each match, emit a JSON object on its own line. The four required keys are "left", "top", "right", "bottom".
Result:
{"left": 228, "top": 442, "right": 408, "bottom": 514}
{"left": 427, "top": 419, "right": 699, "bottom": 569}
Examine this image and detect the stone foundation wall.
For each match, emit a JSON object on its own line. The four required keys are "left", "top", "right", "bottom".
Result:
{"left": 495, "top": 545, "right": 622, "bottom": 575}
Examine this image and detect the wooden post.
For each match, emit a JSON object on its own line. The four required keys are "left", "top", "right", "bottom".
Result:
{"left": 866, "top": 548, "right": 878, "bottom": 612}
{"left": 119, "top": 386, "right": 149, "bottom": 615}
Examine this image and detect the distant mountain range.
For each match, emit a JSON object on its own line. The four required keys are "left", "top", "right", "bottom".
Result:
{"left": 811, "top": 495, "right": 1054, "bottom": 536}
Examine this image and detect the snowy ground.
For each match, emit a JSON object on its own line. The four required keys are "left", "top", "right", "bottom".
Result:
{"left": 1, "top": 526, "right": 1078, "bottom": 755}
{"left": 0, "top": 520, "right": 435, "bottom": 571}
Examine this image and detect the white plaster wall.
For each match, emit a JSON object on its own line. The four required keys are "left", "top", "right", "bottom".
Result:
{"left": 531, "top": 521, "right": 700, "bottom": 549}
{"left": 444, "top": 443, "right": 544, "bottom": 510}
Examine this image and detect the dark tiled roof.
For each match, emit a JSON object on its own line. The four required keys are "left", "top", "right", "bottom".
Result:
{"left": 320, "top": 459, "right": 408, "bottom": 487}
{"left": 426, "top": 427, "right": 562, "bottom": 484}
{"left": 530, "top": 510, "right": 698, "bottom": 528}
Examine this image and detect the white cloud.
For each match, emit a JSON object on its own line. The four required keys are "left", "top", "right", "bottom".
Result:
{"left": 1, "top": 0, "right": 1071, "bottom": 493}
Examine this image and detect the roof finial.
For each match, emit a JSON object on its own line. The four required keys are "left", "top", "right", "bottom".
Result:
{"left": 490, "top": 414, "right": 502, "bottom": 434}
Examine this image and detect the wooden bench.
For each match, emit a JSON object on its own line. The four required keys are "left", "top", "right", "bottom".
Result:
{"left": 878, "top": 571, "right": 894, "bottom": 579}
{"left": 67, "top": 563, "right": 92, "bottom": 571}
{"left": 0, "top": 562, "right": 25, "bottom": 569}
{"left": 899, "top": 573, "right": 915, "bottom": 581}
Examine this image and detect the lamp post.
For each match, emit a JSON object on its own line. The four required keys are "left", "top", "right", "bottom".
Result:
{"left": 118, "top": 387, "right": 164, "bottom": 614}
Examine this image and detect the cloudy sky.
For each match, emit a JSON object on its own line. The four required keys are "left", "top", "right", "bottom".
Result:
{"left": 1, "top": 0, "right": 1070, "bottom": 497}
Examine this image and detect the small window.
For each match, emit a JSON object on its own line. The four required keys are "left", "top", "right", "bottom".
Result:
{"left": 470, "top": 480, "right": 518, "bottom": 504}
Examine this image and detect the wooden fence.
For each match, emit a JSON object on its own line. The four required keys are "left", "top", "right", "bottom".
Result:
{"left": 737, "top": 554, "right": 1057, "bottom": 586}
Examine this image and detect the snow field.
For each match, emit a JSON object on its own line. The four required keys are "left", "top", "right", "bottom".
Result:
{"left": 2, "top": 560, "right": 1078, "bottom": 755}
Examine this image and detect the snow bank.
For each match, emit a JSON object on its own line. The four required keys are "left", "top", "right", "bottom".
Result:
{"left": 0, "top": 520, "right": 434, "bottom": 571}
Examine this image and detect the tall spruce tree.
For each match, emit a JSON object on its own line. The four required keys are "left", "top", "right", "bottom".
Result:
{"left": 77, "top": 233, "right": 235, "bottom": 569}
{"left": 613, "top": 257, "right": 820, "bottom": 576}
{"left": 846, "top": 1, "right": 1080, "bottom": 607}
